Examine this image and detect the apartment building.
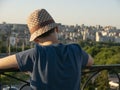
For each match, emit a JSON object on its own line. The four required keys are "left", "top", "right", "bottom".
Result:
{"left": 0, "top": 23, "right": 120, "bottom": 45}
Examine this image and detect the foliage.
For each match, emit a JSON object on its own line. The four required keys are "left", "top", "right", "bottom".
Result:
{"left": 79, "top": 41, "right": 120, "bottom": 65}
{"left": 81, "top": 73, "right": 95, "bottom": 90}
{"left": 94, "top": 70, "right": 110, "bottom": 90}
{"left": 78, "top": 41, "right": 120, "bottom": 89}
{"left": 1, "top": 72, "right": 29, "bottom": 85}
{"left": 0, "top": 46, "right": 7, "bottom": 53}
{"left": 106, "top": 53, "right": 120, "bottom": 64}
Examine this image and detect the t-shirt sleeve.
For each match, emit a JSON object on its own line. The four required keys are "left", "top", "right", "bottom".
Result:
{"left": 16, "top": 48, "right": 36, "bottom": 72}
{"left": 81, "top": 49, "right": 89, "bottom": 67}
{"left": 73, "top": 44, "right": 89, "bottom": 67}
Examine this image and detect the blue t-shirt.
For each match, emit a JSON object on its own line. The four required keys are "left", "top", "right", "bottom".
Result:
{"left": 16, "top": 43, "right": 88, "bottom": 90}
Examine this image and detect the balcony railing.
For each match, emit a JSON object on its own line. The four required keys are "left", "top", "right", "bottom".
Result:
{"left": 82, "top": 64, "right": 120, "bottom": 90}
{"left": 0, "top": 64, "right": 120, "bottom": 90}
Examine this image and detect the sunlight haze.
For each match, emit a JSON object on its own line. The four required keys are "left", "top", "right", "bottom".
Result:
{"left": 0, "top": 0, "right": 120, "bottom": 28}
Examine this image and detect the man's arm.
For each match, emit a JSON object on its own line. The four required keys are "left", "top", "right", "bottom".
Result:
{"left": 86, "top": 54, "right": 94, "bottom": 66}
{"left": 0, "top": 55, "right": 18, "bottom": 69}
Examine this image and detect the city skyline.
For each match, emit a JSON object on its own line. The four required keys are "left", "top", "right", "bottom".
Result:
{"left": 0, "top": 0, "right": 120, "bottom": 29}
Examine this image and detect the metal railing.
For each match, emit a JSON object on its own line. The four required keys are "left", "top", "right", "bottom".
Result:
{"left": 0, "top": 68, "right": 30, "bottom": 90}
{"left": 82, "top": 64, "right": 120, "bottom": 90}
{"left": 0, "top": 64, "right": 120, "bottom": 90}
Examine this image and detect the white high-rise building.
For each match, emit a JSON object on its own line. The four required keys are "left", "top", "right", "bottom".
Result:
{"left": 96, "top": 32, "right": 102, "bottom": 42}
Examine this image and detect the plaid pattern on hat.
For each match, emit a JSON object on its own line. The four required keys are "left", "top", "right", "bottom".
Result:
{"left": 27, "top": 9, "right": 57, "bottom": 41}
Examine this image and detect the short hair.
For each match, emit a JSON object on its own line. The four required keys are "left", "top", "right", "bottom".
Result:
{"left": 36, "top": 27, "right": 56, "bottom": 39}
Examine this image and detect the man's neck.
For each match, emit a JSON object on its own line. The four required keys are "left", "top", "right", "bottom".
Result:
{"left": 37, "top": 32, "right": 59, "bottom": 46}
{"left": 39, "top": 40, "right": 59, "bottom": 46}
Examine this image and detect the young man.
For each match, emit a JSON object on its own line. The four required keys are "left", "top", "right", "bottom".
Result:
{"left": 0, "top": 9, "right": 93, "bottom": 90}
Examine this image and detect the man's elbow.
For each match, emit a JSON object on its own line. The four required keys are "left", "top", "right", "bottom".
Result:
{"left": 86, "top": 55, "right": 94, "bottom": 66}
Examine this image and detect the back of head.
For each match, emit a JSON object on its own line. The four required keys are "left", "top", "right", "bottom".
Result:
{"left": 27, "top": 9, "right": 57, "bottom": 41}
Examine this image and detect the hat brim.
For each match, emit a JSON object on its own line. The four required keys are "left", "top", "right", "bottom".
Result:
{"left": 30, "top": 23, "right": 57, "bottom": 41}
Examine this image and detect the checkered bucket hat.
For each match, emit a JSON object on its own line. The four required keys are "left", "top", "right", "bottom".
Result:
{"left": 27, "top": 9, "right": 57, "bottom": 41}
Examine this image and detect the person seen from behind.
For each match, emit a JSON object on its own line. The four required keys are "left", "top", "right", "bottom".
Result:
{"left": 0, "top": 9, "right": 94, "bottom": 90}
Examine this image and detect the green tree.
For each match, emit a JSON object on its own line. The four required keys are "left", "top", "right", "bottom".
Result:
{"left": 94, "top": 70, "right": 110, "bottom": 90}
{"left": 85, "top": 46, "right": 100, "bottom": 57}
{"left": 1, "top": 72, "right": 29, "bottom": 85}
{"left": 107, "top": 53, "right": 120, "bottom": 64}
{"left": 94, "top": 47, "right": 116, "bottom": 65}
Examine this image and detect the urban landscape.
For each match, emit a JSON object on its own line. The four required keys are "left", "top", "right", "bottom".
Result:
{"left": 0, "top": 23, "right": 120, "bottom": 48}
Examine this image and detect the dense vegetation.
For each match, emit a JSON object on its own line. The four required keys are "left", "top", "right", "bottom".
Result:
{"left": 79, "top": 41, "right": 120, "bottom": 90}
{"left": 79, "top": 41, "right": 120, "bottom": 65}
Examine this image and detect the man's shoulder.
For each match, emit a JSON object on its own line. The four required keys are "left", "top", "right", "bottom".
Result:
{"left": 66, "top": 43, "right": 81, "bottom": 48}
{"left": 16, "top": 48, "right": 36, "bottom": 57}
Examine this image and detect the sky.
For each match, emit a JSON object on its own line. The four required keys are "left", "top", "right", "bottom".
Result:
{"left": 0, "top": 0, "right": 120, "bottom": 28}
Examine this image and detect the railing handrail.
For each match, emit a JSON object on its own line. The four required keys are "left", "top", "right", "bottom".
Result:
{"left": 0, "top": 64, "right": 120, "bottom": 90}
{"left": 0, "top": 64, "right": 120, "bottom": 73}
{"left": 86, "top": 64, "right": 120, "bottom": 69}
